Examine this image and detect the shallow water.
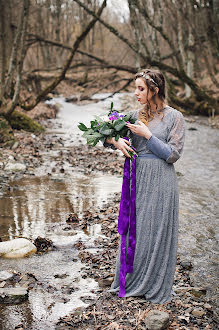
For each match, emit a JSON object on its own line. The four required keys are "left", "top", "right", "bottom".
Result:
{"left": 0, "top": 93, "right": 123, "bottom": 329}
{"left": 176, "top": 121, "right": 219, "bottom": 304}
{"left": 0, "top": 173, "right": 121, "bottom": 241}
{"left": 0, "top": 94, "right": 218, "bottom": 329}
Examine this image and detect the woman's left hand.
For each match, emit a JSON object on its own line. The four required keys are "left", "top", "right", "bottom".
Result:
{"left": 127, "top": 121, "right": 152, "bottom": 140}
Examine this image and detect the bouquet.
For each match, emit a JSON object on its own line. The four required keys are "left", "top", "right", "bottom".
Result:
{"left": 78, "top": 102, "right": 137, "bottom": 159}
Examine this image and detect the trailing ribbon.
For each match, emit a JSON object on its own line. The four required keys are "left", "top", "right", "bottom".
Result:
{"left": 118, "top": 149, "right": 137, "bottom": 297}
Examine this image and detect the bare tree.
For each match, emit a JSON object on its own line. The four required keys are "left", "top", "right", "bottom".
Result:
{"left": 72, "top": 0, "right": 218, "bottom": 113}
{"left": 1, "top": 0, "right": 218, "bottom": 120}
{"left": 0, "top": 0, "right": 30, "bottom": 116}
{"left": 0, "top": 0, "right": 107, "bottom": 116}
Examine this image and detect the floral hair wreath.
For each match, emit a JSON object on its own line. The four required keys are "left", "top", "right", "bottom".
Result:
{"left": 137, "top": 72, "right": 158, "bottom": 87}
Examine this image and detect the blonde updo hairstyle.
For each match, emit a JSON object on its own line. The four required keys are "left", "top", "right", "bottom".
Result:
{"left": 135, "top": 69, "right": 166, "bottom": 125}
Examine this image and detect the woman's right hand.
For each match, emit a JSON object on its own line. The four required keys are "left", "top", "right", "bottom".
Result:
{"left": 106, "top": 137, "right": 133, "bottom": 158}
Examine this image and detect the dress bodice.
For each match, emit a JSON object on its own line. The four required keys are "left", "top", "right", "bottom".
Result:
{"left": 130, "top": 106, "right": 185, "bottom": 163}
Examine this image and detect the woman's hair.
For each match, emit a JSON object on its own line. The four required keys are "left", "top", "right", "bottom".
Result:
{"left": 135, "top": 69, "right": 166, "bottom": 125}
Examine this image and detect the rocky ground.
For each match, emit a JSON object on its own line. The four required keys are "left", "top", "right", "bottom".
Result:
{"left": 0, "top": 191, "right": 217, "bottom": 329}
{"left": 54, "top": 192, "right": 218, "bottom": 330}
{"left": 0, "top": 100, "right": 125, "bottom": 200}
{"left": 0, "top": 100, "right": 218, "bottom": 329}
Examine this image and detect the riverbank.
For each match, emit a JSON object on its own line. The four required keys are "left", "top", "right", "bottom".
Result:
{"left": 0, "top": 94, "right": 218, "bottom": 329}
{"left": 56, "top": 193, "right": 217, "bottom": 329}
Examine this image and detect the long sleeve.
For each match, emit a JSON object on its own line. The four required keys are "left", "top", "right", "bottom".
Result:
{"left": 146, "top": 111, "right": 185, "bottom": 163}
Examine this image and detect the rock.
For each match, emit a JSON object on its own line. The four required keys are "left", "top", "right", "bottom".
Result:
{"left": 66, "top": 213, "right": 79, "bottom": 223}
{"left": 8, "top": 110, "right": 45, "bottom": 133}
{"left": 0, "top": 238, "right": 37, "bottom": 258}
{"left": 65, "top": 95, "right": 78, "bottom": 103}
{"left": 144, "top": 310, "right": 169, "bottom": 330}
{"left": 33, "top": 236, "right": 54, "bottom": 252}
{"left": 203, "top": 303, "right": 212, "bottom": 310}
{"left": 0, "top": 287, "right": 28, "bottom": 304}
{"left": 190, "top": 287, "right": 207, "bottom": 297}
{"left": 11, "top": 141, "right": 19, "bottom": 149}
{"left": 192, "top": 308, "right": 205, "bottom": 318}
{"left": 97, "top": 277, "right": 114, "bottom": 287}
{"left": 188, "top": 127, "right": 198, "bottom": 131}
{"left": 174, "top": 286, "right": 193, "bottom": 293}
{"left": 180, "top": 260, "right": 193, "bottom": 270}
{"left": 54, "top": 273, "right": 68, "bottom": 279}
{"left": 174, "top": 286, "right": 206, "bottom": 297}
{"left": 4, "top": 162, "right": 26, "bottom": 172}
{"left": 0, "top": 270, "right": 14, "bottom": 281}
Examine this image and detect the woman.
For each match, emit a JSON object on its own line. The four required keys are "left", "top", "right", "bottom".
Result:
{"left": 105, "top": 69, "right": 185, "bottom": 304}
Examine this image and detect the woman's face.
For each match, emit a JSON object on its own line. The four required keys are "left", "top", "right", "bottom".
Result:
{"left": 134, "top": 78, "right": 154, "bottom": 105}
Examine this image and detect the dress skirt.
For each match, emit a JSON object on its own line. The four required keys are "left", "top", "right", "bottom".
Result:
{"left": 110, "top": 157, "right": 179, "bottom": 304}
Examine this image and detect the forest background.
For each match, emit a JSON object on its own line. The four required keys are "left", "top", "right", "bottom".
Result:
{"left": 0, "top": 0, "right": 219, "bottom": 138}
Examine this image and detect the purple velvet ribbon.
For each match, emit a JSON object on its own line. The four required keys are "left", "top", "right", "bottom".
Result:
{"left": 118, "top": 146, "right": 137, "bottom": 297}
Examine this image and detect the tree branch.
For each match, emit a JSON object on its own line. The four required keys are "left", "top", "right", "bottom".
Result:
{"left": 73, "top": 0, "right": 217, "bottom": 108}
{"left": 21, "top": 0, "right": 107, "bottom": 111}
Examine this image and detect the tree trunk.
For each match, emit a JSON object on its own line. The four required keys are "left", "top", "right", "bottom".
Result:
{"left": 5, "top": 0, "right": 30, "bottom": 117}
{"left": 185, "top": 21, "right": 195, "bottom": 98}
{"left": 20, "top": 0, "right": 107, "bottom": 111}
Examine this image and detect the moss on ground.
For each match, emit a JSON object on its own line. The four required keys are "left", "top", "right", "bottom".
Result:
{"left": 7, "top": 111, "right": 45, "bottom": 133}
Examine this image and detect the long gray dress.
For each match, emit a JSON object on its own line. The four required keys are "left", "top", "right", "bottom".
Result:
{"left": 109, "top": 106, "right": 186, "bottom": 304}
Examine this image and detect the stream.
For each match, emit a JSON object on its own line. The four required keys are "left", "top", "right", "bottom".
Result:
{"left": 0, "top": 93, "right": 218, "bottom": 329}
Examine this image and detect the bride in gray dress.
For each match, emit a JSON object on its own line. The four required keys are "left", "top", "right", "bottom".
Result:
{"left": 105, "top": 69, "right": 185, "bottom": 304}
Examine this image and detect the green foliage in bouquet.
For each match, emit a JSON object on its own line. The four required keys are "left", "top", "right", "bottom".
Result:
{"left": 78, "top": 102, "right": 136, "bottom": 146}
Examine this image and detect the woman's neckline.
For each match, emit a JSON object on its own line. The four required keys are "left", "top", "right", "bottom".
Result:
{"left": 153, "top": 105, "right": 168, "bottom": 113}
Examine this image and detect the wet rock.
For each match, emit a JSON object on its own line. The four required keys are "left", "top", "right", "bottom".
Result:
{"left": 4, "top": 162, "right": 26, "bottom": 172}
{"left": 176, "top": 171, "right": 184, "bottom": 177}
{"left": 34, "top": 236, "right": 54, "bottom": 253}
{"left": 144, "top": 310, "right": 170, "bottom": 330}
{"left": 66, "top": 213, "right": 79, "bottom": 223}
{"left": 0, "top": 270, "right": 14, "bottom": 281}
{"left": 62, "top": 226, "right": 71, "bottom": 231}
{"left": 0, "top": 238, "right": 37, "bottom": 258}
{"left": 54, "top": 273, "right": 68, "bottom": 279}
{"left": 188, "top": 127, "right": 198, "bottom": 131}
{"left": 192, "top": 308, "right": 205, "bottom": 318}
{"left": 0, "top": 287, "right": 28, "bottom": 304}
{"left": 65, "top": 95, "right": 78, "bottom": 103}
{"left": 15, "top": 324, "right": 25, "bottom": 330}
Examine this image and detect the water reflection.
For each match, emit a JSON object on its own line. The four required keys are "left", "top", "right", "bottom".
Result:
{"left": 0, "top": 173, "right": 121, "bottom": 241}
{"left": 0, "top": 171, "right": 121, "bottom": 329}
